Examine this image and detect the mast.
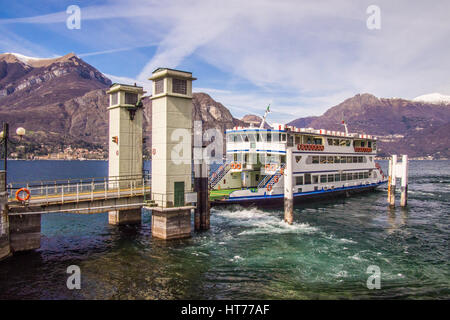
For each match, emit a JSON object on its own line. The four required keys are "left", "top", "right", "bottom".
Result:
{"left": 260, "top": 104, "right": 271, "bottom": 129}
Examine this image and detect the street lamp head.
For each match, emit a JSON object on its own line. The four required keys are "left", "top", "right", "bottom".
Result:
{"left": 0, "top": 131, "right": 3, "bottom": 139}
{"left": 16, "top": 127, "right": 26, "bottom": 137}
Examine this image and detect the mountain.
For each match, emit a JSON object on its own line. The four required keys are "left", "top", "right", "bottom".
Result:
{"left": 288, "top": 93, "right": 450, "bottom": 158}
{"left": 0, "top": 53, "right": 249, "bottom": 157}
{"left": 1, "top": 52, "right": 448, "bottom": 159}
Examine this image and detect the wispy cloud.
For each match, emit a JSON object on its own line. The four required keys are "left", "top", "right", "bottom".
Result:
{"left": 1, "top": 0, "right": 450, "bottom": 123}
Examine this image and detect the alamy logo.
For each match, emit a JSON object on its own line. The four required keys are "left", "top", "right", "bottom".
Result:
{"left": 66, "top": 5, "right": 81, "bottom": 30}
{"left": 66, "top": 265, "right": 81, "bottom": 290}
{"left": 366, "top": 5, "right": 381, "bottom": 30}
{"left": 366, "top": 265, "right": 381, "bottom": 289}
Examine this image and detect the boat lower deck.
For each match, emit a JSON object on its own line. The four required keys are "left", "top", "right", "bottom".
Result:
{"left": 210, "top": 181, "right": 387, "bottom": 208}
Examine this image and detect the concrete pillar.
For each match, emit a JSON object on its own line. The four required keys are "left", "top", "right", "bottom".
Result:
{"left": 9, "top": 213, "right": 41, "bottom": 252}
{"left": 108, "top": 208, "right": 142, "bottom": 225}
{"left": 0, "top": 170, "right": 10, "bottom": 260}
{"left": 149, "top": 68, "right": 196, "bottom": 240}
{"left": 400, "top": 155, "right": 408, "bottom": 207}
{"left": 107, "top": 83, "right": 145, "bottom": 225}
{"left": 284, "top": 148, "right": 294, "bottom": 224}
{"left": 388, "top": 155, "right": 397, "bottom": 207}
{"left": 151, "top": 207, "right": 192, "bottom": 240}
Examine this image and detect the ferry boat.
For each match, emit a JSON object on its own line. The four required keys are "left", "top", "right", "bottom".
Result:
{"left": 209, "top": 118, "right": 387, "bottom": 207}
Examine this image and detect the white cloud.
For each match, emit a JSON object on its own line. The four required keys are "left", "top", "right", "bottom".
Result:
{"left": 1, "top": 0, "right": 450, "bottom": 124}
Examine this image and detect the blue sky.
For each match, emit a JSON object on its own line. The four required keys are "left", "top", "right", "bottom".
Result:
{"left": 1, "top": 0, "right": 449, "bottom": 124}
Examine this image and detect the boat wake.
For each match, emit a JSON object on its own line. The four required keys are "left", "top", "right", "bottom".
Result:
{"left": 211, "top": 206, "right": 318, "bottom": 235}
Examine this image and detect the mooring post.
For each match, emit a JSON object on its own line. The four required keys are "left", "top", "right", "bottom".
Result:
{"left": 284, "top": 148, "right": 294, "bottom": 224}
{"left": 400, "top": 154, "right": 408, "bottom": 207}
{"left": 0, "top": 170, "right": 10, "bottom": 260}
{"left": 389, "top": 155, "right": 397, "bottom": 207}
{"left": 194, "top": 145, "right": 210, "bottom": 231}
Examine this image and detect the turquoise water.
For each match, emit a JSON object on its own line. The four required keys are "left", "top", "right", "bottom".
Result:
{"left": 0, "top": 160, "right": 449, "bottom": 299}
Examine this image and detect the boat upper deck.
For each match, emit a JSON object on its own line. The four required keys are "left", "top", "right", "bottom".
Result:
{"left": 225, "top": 124, "right": 378, "bottom": 155}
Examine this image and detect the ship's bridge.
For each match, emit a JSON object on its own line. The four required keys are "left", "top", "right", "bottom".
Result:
{"left": 226, "top": 127, "right": 287, "bottom": 155}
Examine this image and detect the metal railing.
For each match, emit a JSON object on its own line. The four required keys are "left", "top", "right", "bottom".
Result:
{"left": 258, "top": 163, "right": 286, "bottom": 188}
{"left": 209, "top": 160, "right": 231, "bottom": 189}
{"left": 7, "top": 174, "right": 151, "bottom": 204}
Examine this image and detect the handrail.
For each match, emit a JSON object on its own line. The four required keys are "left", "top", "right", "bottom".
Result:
{"left": 258, "top": 163, "right": 285, "bottom": 188}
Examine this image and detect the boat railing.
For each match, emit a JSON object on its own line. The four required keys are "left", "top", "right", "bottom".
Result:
{"left": 257, "top": 163, "right": 286, "bottom": 189}
{"left": 209, "top": 160, "right": 232, "bottom": 189}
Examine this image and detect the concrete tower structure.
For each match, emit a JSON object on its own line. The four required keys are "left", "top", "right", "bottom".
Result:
{"left": 107, "top": 83, "right": 145, "bottom": 225}
{"left": 149, "top": 68, "right": 196, "bottom": 239}
{"left": 149, "top": 68, "right": 196, "bottom": 207}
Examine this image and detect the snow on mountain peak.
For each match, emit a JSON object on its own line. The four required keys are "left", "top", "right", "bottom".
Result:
{"left": 413, "top": 93, "right": 450, "bottom": 105}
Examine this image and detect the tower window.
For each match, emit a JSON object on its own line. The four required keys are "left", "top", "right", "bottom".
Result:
{"left": 125, "top": 92, "right": 138, "bottom": 105}
{"left": 155, "top": 79, "right": 164, "bottom": 94}
{"left": 172, "top": 78, "right": 187, "bottom": 94}
{"left": 111, "top": 92, "right": 118, "bottom": 105}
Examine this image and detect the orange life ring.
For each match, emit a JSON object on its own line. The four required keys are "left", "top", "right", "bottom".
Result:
{"left": 16, "top": 188, "right": 30, "bottom": 202}
{"left": 236, "top": 163, "right": 242, "bottom": 170}
{"left": 265, "top": 164, "right": 270, "bottom": 170}
{"left": 231, "top": 163, "right": 236, "bottom": 169}
{"left": 274, "top": 176, "right": 279, "bottom": 183}
{"left": 267, "top": 185, "right": 272, "bottom": 191}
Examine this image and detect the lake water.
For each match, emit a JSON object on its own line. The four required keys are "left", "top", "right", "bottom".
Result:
{"left": 0, "top": 160, "right": 448, "bottom": 299}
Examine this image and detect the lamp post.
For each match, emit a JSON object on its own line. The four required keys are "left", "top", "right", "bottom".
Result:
{"left": 0, "top": 123, "right": 26, "bottom": 189}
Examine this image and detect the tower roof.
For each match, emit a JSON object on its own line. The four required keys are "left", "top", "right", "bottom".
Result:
{"left": 149, "top": 68, "right": 196, "bottom": 81}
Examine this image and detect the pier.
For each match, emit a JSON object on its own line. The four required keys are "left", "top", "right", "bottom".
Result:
{"left": 0, "top": 68, "right": 212, "bottom": 260}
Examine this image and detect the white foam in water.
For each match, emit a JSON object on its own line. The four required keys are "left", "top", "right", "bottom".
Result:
{"left": 212, "top": 207, "right": 318, "bottom": 235}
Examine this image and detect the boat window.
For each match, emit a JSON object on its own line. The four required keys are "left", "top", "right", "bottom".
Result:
{"left": 333, "top": 139, "right": 339, "bottom": 146}
{"left": 307, "top": 137, "right": 313, "bottom": 144}
{"left": 373, "top": 142, "right": 377, "bottom": 150}
{"left": 305, "top": 174, "right": 312, "bottom": 185}
{"left": 243, "top": 134, "right": 249, "bottom": 142}
{"left": 295, "top": 135, "right": 301, "bottom": 144}
{"left": 328, "top": 156, "right": 334, "bottom": 163}
{"left": 267, "top": 133, "right": 272, "bottom": 142}
{"left": 233, "top": 154, "right": 237, "bottom": 161}
{"left": 320, "top": 156, "right": 327, "bottom": 164}
{"left": 339, "top": 139, "right": 347, "bottom": 146}
{"left": 353, "top": 173, "right": 359, "bottom": 180}
{"left": 256, "top": 132, "right": 261, "bottom": 142}
{"left": 282, "top": 134, "right": 287, "bottom": 141}
{"left": 335, "top": 174, "right": 341, "bottom": 182}
{"left": 359, "top": 172, "right": 364, "bottom": 179}
{"left": 369, "top": 156, "right": 373, "bottom": 162}
{"left": 295, "top": 156, "right": 302, "bottom": 163}
{"left": 327, "top": 138, "right": 333, "bottom": 145}
{"left": 320, "top": 175, "right": 327, "bottom": 183}
{"left": 361, "top": 141, "right": 365, "bottom": 147}
{"left": 341, "top": 157, "right": 347, "bottom": 164}
{"left": 368, "top": 141, "right": 372, "bottom": 148}
{"left": 334, "top": 156, "right": 340, "bottom": 163}
{"left": 313, "top": 175, "right": 319, "bottom": 184}
{"left": 297, "top": 187, "right": 303, "bottom": 193}
{"left": 347, "top": 156, "right": 353, "bottom": 163}
{"left": 353, "top": 156, "right": 358, "bottom": 163}
{"left": 364, "top": 172, "right": 369, "bottom": 179}
{"left": 358, "top": 156, "right": 363, "bottom": 163}
{"left": 341, "top": 173, "right": 347, "bottom": 181}
{"left": 346, "top": 140, "right": 351, "bottom": 146}
{"left": 328, "top": 174, "right": 334, "bottom": 182}
{"left": 314, "top": 138, "right": 322, "bottom": 145}
{"left": 295, "top": 176, "right": 304, "bottom": 185}
{"left": 312, "top": 156, "right": 319, "bottom": 164}
{"left": 373, "top": 171, "right": 377, "bottom": 178}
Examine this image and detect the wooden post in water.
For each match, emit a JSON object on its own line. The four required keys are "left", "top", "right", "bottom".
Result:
{"left": 388, "top": 155, "right": 397, "bottom": 207}
{"left": 194, "top": 144, "right": 210, "bottom": 231}
{"left": 284, "top": 148, "right": 294, "bottom": 224}
{"left": 400, "top": 154, "right": 408, "bottom": 207}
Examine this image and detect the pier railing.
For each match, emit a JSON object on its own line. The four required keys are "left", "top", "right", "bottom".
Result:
{"left": 7, "top": 174, "right": 151, "bottom": 204}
